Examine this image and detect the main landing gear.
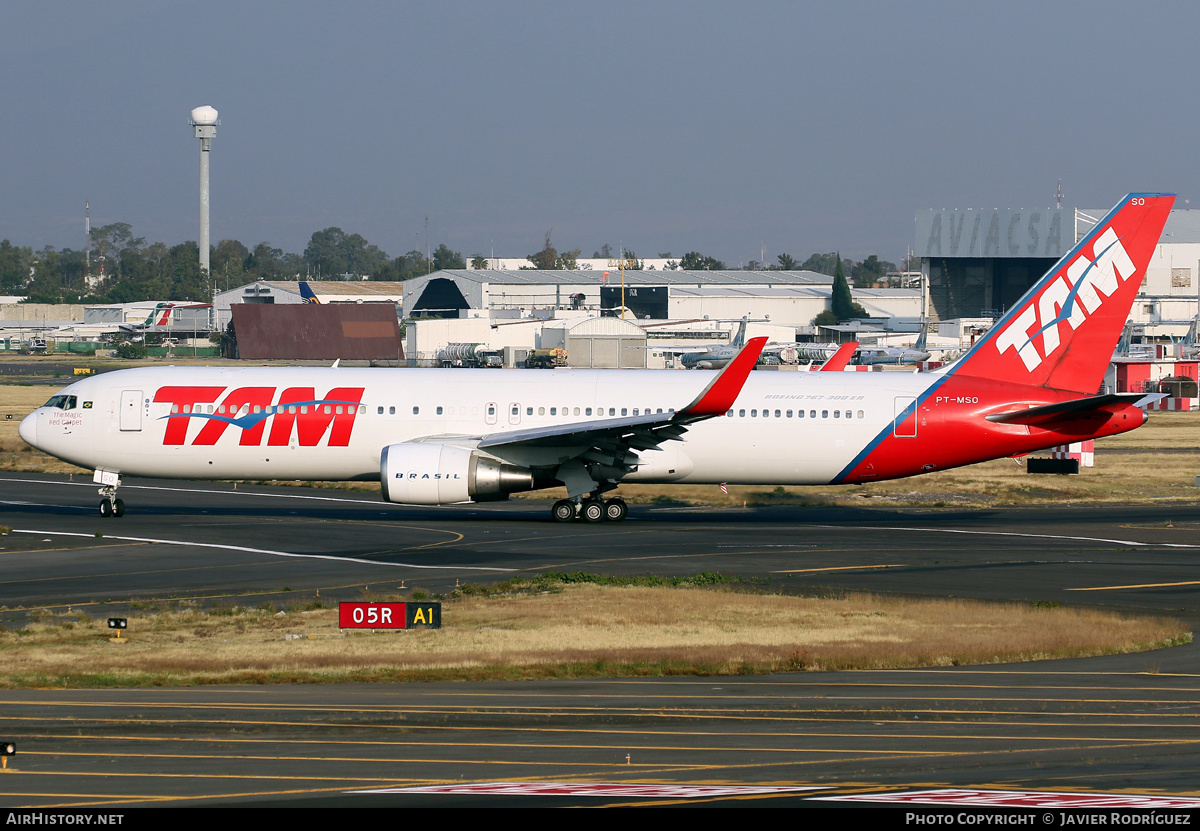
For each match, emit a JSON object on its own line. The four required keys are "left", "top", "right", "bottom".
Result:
{"left": 551, "top": 495, "right": 627, "bottom": 523}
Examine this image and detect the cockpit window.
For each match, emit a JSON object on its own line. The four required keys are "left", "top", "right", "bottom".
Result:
{"left": 44, "top": 395, "right": 77, "bottom": 410}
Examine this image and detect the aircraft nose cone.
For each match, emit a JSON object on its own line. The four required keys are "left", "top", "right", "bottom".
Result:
{"left": 17, "top": 412, "right": 37, "bottom": 447}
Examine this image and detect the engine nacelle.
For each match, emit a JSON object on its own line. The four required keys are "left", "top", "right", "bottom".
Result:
{"left": 380, "top": 443, "right": 536, "bottom": 505}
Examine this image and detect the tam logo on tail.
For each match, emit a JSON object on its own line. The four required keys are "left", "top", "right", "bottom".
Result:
{"left": 955, "top": 194, "right": 1174, "bottom": 394}
{"left": 995, "top": 226, "right": 1135, "bottom": 372}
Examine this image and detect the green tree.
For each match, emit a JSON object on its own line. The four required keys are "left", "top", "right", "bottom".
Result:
{"left": 168, "top": 242, "right": 207, "bottom": 301}
{"left": 800, "top": 252, "right": 840, "bottom": 276}
{"left": 304, "top": 228, "right": 390, "bottom": 278}
{"left": 679, "top": 251, "right": 725, "bottom": 270}
{"left": 432, "top": 243, "right": 465, "bottom": 271}
{"left": 211, "top": 239, "right": 249, "bottom": 292}
{"left": 776, "top": 253, "right": 798, "bottom": 270}
{"left": 556, "top": 248, "right": 581, "bottom": 270}
{"left": 830, "top": 253, "right": 867, "bottom": 322}
{"left": 470, "top": 254, "right": 489, "bottom": 269}
{"left": 528, "top": 232, "right": 558, "bottom": 270}
{"left": 0, "top": 240, "right": 33, "bottom": 293}
{"left": 90, "top": 222, "right": 145, "bottom": 275}
{"left": 851, "top": 254, "right": 896, "bottom": 288}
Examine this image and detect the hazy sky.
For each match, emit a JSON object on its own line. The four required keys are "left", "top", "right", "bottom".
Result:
{"left": 3, "top": 1, "right": 1197, "bottom": 266}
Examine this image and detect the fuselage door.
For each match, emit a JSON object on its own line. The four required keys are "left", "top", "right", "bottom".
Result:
{"left": 893, "top": 396, "right": 917, "bottom": 438}
{"left": 485, "top": 402, "right": 498, "bottom": 426}
{"left": 120, "top": 390, "right": 143, "bottom": 432}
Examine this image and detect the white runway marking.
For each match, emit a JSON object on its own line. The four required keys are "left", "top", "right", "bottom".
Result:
{"left": 814, "top": 524, "right": 1200, "bottom": 550}
{"left": 7, "top": 529, "right": 513, "bottom": 572}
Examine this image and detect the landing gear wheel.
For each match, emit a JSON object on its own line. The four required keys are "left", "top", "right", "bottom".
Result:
{"left": 99, "top": 498, "right": 113, "bottom": 518}
{"left": 581, "top": 500, "right": 605, "bottom": 523}
{"left": 112, "top": 498, "right": 125, "bottom": 518}
{"left": 552, "top": 499, "right": 576, "bottom": 523}
{"left": 604, "top": 497, "right": 627, "bottom": 522}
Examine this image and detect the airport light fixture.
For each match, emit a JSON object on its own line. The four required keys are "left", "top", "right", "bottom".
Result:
{"left": 108, "top": 617, "right": 128, "bottom": 641}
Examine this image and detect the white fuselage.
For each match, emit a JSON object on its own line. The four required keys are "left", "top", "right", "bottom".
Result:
{"left": 22, "top": 365, "right": 937, "bottom": 487}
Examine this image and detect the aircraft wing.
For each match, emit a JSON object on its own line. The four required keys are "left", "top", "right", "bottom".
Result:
{"left": 985, "top": 392, "right": 1164, "bottom": 427}
{"left": 471, "top": 337, "right": 767, "bottom": 474}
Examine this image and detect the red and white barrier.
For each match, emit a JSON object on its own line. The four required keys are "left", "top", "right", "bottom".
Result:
{"left": 1051, "top": 440, "right": 1094, "bottom": 467}
{"left": 1144, "top": 397, "right": 1198, "bottom": 411}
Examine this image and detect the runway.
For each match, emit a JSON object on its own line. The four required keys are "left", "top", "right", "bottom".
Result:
{"left": 2, "top": 472, "right": 1200, "bottom": 809}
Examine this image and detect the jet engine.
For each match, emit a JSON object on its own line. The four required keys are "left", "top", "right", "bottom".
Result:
{"left": 380, "top": 443, "right": 536, "bottom": 505}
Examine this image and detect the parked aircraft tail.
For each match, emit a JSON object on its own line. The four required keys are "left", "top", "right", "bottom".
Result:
{"left": 299, "top": 281, "right": 321, "bottom": 304}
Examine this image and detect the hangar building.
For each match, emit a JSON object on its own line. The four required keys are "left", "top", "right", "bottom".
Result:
{"left": 916, "top": 205, "right": 1200, "bottom": 338}
{"left": 402, "top": 269, "right": 921, "bottom": 330}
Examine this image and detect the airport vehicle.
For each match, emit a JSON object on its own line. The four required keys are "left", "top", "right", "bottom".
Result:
{"left": 440, "top": 342, "right": 503, "bottom": 368}
{"left": 20, "top": 194, "right": 1172, "bottom": 523}
{"left": 525, "top": 348, "right": 568, "bottom": 368}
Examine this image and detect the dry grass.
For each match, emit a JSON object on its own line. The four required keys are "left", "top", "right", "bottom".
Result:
{"left": 1, "top": 585, "right": 1188, "bottom": 687}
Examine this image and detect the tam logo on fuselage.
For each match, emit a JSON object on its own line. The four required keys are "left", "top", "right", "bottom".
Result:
{"left": 152, "top": 386, "right": 365, "bottom": 447}
{"left": 994, "top": 226, "right": 1135, "bottom": 372}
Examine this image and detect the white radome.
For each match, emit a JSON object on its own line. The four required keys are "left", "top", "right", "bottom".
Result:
{"left": 190, "top": 105, "right": 219, "bottom": 125}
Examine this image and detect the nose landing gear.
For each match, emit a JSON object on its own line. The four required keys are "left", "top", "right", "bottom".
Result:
{"left": 94, "top": 470, "right": 125, "bottom": 518}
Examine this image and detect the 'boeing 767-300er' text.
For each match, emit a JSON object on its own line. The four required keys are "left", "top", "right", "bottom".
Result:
{"left": 20, "top": 194, "right": 1174, "bottom": 523}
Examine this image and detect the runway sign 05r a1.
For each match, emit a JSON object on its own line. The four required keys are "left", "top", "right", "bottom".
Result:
{"left": 338, "top": 602, "right": 441, "bottom": 630}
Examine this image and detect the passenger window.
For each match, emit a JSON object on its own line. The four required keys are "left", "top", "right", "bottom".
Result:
{"left": 412, "top": 406, "right": 419, "bottom": 415}
{"left": 609, "top": 408, "right": 616, "bottom": 416}
{"left": 388, "top": 406, "right": 395, "bottom": 415}
{"left": 551, "top": 407, "right": 557, "bottom": 415}
{"left": 858, "top": 410, "right": 864, "bottom": 418}
{"left": 809, "top": 410, "right": 816, "bottom": 418}
{"left": 834, "top": 410, "right": 840, "bottom": 418}
{"left": 437, "top": 406, "right": 444, "bottom": 415}
{"left": 527, "top": 407, "right": 533, "bottom": 415}
{"left": 786, "top": 410, "right": 792, "bottom": 418}
{"left": 775, "top": 410, "right": 781, "bottom": 418}
{"left": 574, "top": 407, "right": 580, "bottom": 416}
{"left": 377, "top": 406, "right": 384, "bottom": 415}
{"left": 727, "top": 410, "right": 733, "bottom": 417}
{"left": 739, "top": 409, "right": 745, "bottom": 417}
{"left": 822, "top": 410, "right": 828, "bottom": 418}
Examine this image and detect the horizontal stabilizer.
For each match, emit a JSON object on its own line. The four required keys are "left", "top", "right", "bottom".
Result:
{"left": 985, "top": 392, "right": 1161, "bottom": 426}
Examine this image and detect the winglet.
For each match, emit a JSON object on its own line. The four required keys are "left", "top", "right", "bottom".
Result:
{"left": 819, "top": 341, "right": 858, "bottom": 372}
{"left": 678, "top": 336, "right": 767, "bottom": 417}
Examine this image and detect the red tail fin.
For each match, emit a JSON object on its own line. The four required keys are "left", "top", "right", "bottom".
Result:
{"left": 819, "top": 341, "right": 858, "bottom": 372}
{"left": 951, "top": 194, "right": 1174, "bottom": 393}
